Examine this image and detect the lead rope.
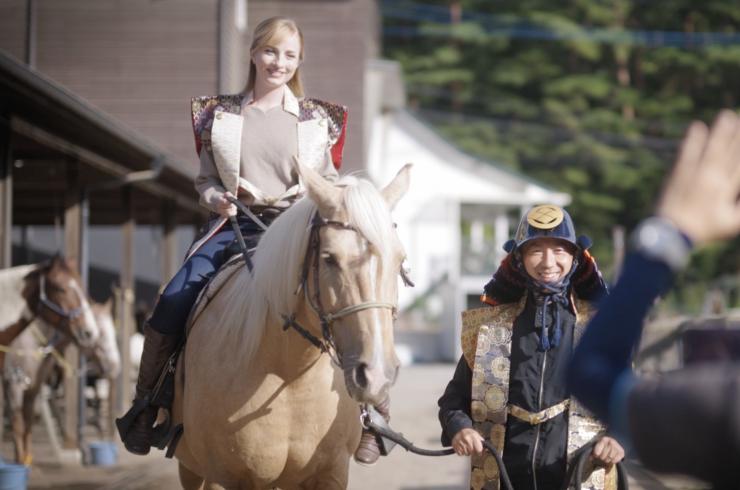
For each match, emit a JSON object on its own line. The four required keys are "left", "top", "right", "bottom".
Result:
{"left": 362, "top": 409, "right": 628, "bottom": 490}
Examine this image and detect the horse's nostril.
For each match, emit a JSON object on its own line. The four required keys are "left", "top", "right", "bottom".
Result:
{"left": 353, "top": 363, "right": 368, "bottom": 389}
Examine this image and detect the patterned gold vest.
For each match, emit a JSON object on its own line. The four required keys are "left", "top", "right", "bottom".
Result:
{"left": 460, "top": 297, "right": 617, "bottom": 490}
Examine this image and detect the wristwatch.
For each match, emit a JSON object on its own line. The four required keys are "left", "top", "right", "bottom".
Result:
{"left": 629, "top": 217, "right": 693, "bottom": 272}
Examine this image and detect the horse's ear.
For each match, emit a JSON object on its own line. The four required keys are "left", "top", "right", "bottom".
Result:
{"left": 293, "top": 156, "right": 341, "bottom": 215}
{"left": 63, "top": 256, "right": 80, "bottom": 274}
{"left": 381, "top": 163, "right": 412, "bottom": 211}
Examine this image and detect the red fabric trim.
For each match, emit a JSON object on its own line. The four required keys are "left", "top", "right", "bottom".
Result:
{"left": 480, "top": 294, "right": 499, "bottom": 307}
{"left": 330, "top": 111, "right": 348, "bottom": 169}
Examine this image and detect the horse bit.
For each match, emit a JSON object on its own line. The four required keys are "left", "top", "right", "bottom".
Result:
{"left": 280, "top": 212, "right": 414, "bottom": 366}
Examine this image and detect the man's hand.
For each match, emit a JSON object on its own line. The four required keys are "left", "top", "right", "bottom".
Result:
{"left": 591, "top": 436, "right": 625, "bottom": 466}
{"left": 451, "top": 428, "right": 485, "bottom": 456}
{"left": 657, "top": 110, "right": 740, "bottom": 245}
{"left": 214, "top": 191, "right": 238, "bottom": 218}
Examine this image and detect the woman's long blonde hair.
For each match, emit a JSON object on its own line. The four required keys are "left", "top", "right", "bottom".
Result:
{"left": 244, "top": 17, "right": 305, "bottom": 97}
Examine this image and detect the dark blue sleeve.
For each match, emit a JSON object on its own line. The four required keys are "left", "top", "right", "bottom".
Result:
{"left": 438, "top": 356, "right": 474, "bottom": 446}
{"left": 567, "top": 251, "right": 676, "bottom": 421}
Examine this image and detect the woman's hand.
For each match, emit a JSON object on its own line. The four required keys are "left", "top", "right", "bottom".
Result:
{"left": 214, "top": 191, "right": 237, "bottom": 218}
{"left": 591, "top": 436, "right": 625, "bottom": 466}
{"left": 451, "top": 428, "right": 485, "bottom": 456}
{"left": 657, "top": 110, "right": 740, "bottom": 245}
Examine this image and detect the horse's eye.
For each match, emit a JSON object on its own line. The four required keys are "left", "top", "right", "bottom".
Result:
{"left": 321, "top": 252, "right": 338, "bottom": 267}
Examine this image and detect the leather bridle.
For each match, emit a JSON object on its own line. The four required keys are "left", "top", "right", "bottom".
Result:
{"left": 281, "top": 212, "right": 412, "bottom": 366}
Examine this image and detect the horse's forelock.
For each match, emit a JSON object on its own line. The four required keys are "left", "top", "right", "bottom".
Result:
{"left": 342, "top": 179, "right": 396, "bottom": 262}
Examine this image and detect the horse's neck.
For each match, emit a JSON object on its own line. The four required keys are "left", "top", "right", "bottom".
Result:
{"left": 0, "top": 316, "right": 33, "bottom": 347}
{"left": 254, "top": 300, "right": 328, "bottom": 379}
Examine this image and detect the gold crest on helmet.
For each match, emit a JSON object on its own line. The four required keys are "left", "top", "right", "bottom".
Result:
{"left": 526, "top": 205, "right": 564, "bottom": 230}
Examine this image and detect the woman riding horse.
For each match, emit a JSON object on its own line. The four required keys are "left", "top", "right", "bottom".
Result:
{"left": 117, "top": 16, "right": 398, "bottom": 462}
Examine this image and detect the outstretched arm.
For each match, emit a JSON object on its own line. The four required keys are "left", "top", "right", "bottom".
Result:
{"left": 568, "top": 110, "right": 740, "bottom": 482}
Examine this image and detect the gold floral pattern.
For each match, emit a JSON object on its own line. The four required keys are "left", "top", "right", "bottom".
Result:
{"left": 470, "top": 468, "right": 486, "bottom": 490}
{"left": 483, "top": 455, "right": 500, "bottom": 479}
{"left": 464, "top": 296, "right": 614, "bottom": 490}
{"left": 491, "top": 357, "right": 509, "bottom": 379}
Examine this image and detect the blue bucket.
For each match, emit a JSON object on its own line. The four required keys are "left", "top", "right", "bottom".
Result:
{"left": 87, "top": 441, "right": 118, "bottom": 466}
{"left": 0, "top": 463, "right": 28, "bottom": 490}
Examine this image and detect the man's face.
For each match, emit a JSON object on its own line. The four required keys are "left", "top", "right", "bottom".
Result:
{"left": 521, "top": 238, "right": 575, "bottom": 284}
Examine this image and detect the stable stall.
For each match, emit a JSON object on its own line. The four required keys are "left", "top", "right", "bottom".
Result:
{"left": 0, "top": 51, "right": 206, "bottom": 458}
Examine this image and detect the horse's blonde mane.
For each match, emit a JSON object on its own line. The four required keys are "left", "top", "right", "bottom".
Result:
{"left": 217, "top": 175, "right": 397, "bottom": 366}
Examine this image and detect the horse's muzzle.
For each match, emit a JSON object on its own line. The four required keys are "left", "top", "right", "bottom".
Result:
{"left": 345, "top": 361, "right": 398, "bottom": 405}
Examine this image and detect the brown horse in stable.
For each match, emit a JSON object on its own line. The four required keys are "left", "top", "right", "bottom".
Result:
{"left": 2, "top": 300, "right": 119, "bottom": 465}
{"left": 0, "top": 257, "right": 99, "bottom": 352}
{"left": 0, "top": 256, "right": 101, "bottom": 463}
{"left": 173, "top": 163, "right": 411, "bottom": 489}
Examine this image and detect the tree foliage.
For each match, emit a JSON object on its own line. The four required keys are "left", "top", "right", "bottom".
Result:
{"left": 383, "top": 0, "right": 740, "bottom": 305}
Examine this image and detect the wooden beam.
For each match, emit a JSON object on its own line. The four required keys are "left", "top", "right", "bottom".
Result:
{"left": 63, "top": 160, "right": 81, "bottom": 450}
{"left": 117, "top": 186, "right": 135, "bottom": 415}
{"left": 0, "top": 117, "right": 11, "bottom": 268}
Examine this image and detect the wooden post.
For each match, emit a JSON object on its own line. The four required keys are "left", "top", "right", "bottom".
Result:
{"left": 0, "top": 113, "right": 11, "bottom": 442}
{"left": 0, "top": 117, "right": 12, "bottom": 269}
{"left": 161, "top": 200, "right": 177, "bottom": 284}
{"left": 118, "top": 187, "right": 135, "bottom": 412}
{"left": 63, "top": 160, "right": 82, "bottom": 449}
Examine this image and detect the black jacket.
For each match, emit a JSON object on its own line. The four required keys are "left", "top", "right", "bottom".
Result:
{"left": 439, "top": 293, "right": 577, "bottom": 490}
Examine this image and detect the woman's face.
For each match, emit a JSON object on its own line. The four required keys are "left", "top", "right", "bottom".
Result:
{"left": 521, "top": 238, "right": 575, "bottom": 284}
{"left": 251, "top": 30, "right": 302, "bottom": 91}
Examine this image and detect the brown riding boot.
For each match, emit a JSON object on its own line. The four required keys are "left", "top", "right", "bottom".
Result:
{"left": 354, "top": 396, "right": 390, "bottom": 465}
{"left": 118, "top": 324, "right": 180, "bottom": 455}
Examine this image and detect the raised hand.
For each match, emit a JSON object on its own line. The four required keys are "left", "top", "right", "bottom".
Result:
{"left": 657, "top": 110, "right": 740, "bottom": 245}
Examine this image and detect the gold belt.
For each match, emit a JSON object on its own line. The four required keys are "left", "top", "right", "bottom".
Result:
{"left": 507, "top": 399, "right": 570, "bottom": 425}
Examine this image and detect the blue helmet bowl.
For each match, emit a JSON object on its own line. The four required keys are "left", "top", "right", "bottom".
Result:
{"left": 503, "top": 204, "right": 590, "bottom": 253}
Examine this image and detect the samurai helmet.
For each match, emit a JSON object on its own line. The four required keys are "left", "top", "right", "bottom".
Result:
{"left": 504, "top": 204, "right": 590, "bottom": 253}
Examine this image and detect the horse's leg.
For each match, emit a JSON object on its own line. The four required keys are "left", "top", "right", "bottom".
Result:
{"left": 10, "top": 405, "right": 25, "bottom": 464}
{"left": 18, "top": 353, "right": 57, "bottom": 466}
{"left": 178, "top": 462, "right": 204, "bottom": 490}
{"left": 299, "top": 458, "right": 349, "bottom": 490}
{"left": 204, "top": 482, "right": 227, "bottom": 490}
{"left": 21, "top": 388, "right": 37, "bottom": 465}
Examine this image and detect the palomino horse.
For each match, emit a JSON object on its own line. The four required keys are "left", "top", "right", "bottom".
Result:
{"left": 173, "top": 162, "right": 411, "bottom": 489}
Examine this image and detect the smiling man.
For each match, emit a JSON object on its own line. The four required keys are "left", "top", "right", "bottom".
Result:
{"left": 438, "top": 204, "right": 624, "bottom": 490}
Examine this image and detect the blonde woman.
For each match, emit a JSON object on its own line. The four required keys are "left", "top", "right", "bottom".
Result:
{"left": 117, "top": 17, "right": 350, "bottom": 456}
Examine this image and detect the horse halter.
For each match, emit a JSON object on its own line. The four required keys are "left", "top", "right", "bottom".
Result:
{"left": 282, "top": 212, "right": 411, "bottom": 365}
{"left": 37, "top": 273, "right": 88, "bottom": 332}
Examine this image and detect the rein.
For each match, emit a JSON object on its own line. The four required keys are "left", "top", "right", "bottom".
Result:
{"left": 282, "top": 213, "right": 398, "bottom": 366}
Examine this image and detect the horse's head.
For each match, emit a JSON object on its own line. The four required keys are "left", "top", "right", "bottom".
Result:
{"left": 23, "top": 256, "right": 99, "bottom": 349}
{"left": 298, "top": 162, "right": 411, "bottom": 405}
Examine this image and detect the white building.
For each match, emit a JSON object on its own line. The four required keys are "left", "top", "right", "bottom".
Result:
{"left": 366, "top": 61, "right": 570, "bottom": 361}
